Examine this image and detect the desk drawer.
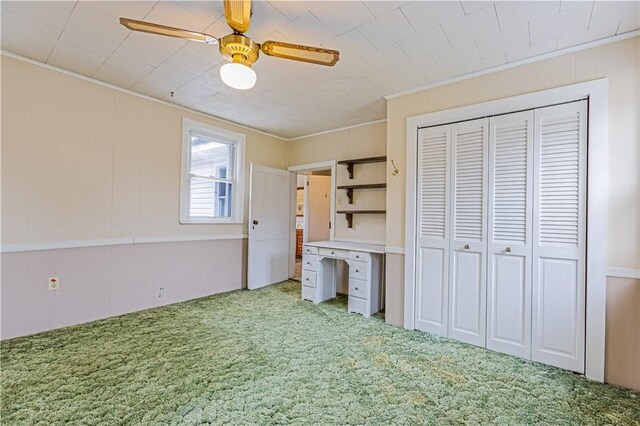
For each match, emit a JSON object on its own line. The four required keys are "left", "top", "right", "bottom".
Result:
{"left": 349, "top": 260, "right": 368, "bottom": 280}
{"left": 302, "top": 254, "right": 318, "bottom": 272}
{"left": 319, "top": 247, "right": 348, "bottom": 258}
{"left": 348, "top": 278, "right": 367, "bottom": 299}
{"left": 302, "top": 270, "right": 316, "bottom": 288}
{"left": 348, "top": 296, "right": 368, "bottom": 317}
{"left": 350, "top": 251, "right": 370, "bottom": 262}
{"left": 303, "top": 245, "right": 318, "bottom": 255}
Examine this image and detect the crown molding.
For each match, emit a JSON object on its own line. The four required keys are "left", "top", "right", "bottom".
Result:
{"left": 288, "top": 118, "right": 387, "bottom": 141}
{"left": 383, "top": 30, "right": 640, "bottom": 100}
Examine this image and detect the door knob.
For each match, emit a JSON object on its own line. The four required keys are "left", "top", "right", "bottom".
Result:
{"left": 464, "top": 244, "right": 470, "bottom": 250}
{"left": 253, "top": 220, "right": 259, "bottom": 225}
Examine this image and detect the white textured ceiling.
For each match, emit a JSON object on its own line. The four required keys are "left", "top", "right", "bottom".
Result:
{"left": 1, "top": 1, "right": 638, "bottom": 138}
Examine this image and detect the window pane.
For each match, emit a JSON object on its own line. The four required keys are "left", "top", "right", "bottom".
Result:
{"left": 190, "top": 177, "right": 233, "bottom": 218}
{"left": 190, "top": 133, "right": 231, "bottom": 178}
{"left": 215, "top": 182, "right": 232, "bottom": 217}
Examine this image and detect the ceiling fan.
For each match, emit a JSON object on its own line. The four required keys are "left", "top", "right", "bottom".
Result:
{"left": 120, "top": 0, "right": 340, "bottom": 90}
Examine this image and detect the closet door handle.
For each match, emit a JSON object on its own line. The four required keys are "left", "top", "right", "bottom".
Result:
{"left": 505, "top": 247, "right": 512, "bottom": 253}
{"left": 463, "top": 244, "right": 470, "bottom": 250}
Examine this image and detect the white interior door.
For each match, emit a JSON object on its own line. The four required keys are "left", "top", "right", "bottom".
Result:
{"left": 532, "top": 101, "right": 587, "bottom": 373}
{"left": 248, "top": 164, "right": 291, "bottom": 290}
{"left": 486, "top": 110, "right": 534, "bottom": 359}
{"left": 414, "top": 124, "right": 451, "bottom": 337}
{"left": 448, "top": 118, "right": 488, "bottom": 347}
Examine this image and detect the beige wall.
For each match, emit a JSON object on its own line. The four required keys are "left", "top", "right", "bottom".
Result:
{"left": 307, "top": 175, "right": 331, "bottom": 242}
{"left": 1, "top": 55, "right": 288, "bottom": 246}
{"left": 288, "top": 121, "right": 387, "bottom": 242}
{"left": 606, "top": 278, "right": 640, "bottom": 390}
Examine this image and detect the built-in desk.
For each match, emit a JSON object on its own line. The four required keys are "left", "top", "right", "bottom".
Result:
{"left": 300, "top": 241, "right": 384, "bottom": 317}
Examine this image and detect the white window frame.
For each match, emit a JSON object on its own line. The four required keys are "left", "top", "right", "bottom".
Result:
{"left": 180, "top": 117, "right": 246, "bottom": 224}
{"left": 403, "top": 79, "right": 608, "bottom": 382}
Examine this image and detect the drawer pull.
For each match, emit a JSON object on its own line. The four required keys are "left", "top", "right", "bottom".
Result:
{"left": 355, "top": 287, "right": 359, "bottom": 291}
{"left": 331, "top": 251, "right": 335, "bottom": 254}
{"left": 355, "top": 269, "right": 359, "bottom": 273}
{"left": 307, "top": 262, "right": 311, "bottom": 265}
{"left": 305, "top": 278, "right": 309, "bottom": 281}
{"left": 355, "top": 255, "right": 359, "bottom": 259}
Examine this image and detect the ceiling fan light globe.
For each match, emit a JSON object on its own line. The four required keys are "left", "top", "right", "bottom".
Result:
{"left": 220, "top": 62, "right": 256, "bottom": 90}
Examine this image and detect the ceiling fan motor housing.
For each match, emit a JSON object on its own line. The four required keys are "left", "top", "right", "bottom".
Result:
{"left": 219, "top": 34, "right": 259, "bottom": 66}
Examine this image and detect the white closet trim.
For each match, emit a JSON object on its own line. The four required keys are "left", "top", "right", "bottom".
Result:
{"left": 404, "top": 79, "right": 608, "bottom": 382}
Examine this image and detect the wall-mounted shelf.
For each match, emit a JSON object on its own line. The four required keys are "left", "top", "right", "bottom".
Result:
{"left": 337, "top": 156, "right": 387, "bottom": 179}
{"left": 336, "top": 183, "right": 387, "bottom": 204}
{"left": 337, "top": 210, "right": 386, "bottom": 228}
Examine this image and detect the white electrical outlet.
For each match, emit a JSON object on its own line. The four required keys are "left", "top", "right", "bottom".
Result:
{"left": 159, "top": 287, "right": 165, "bottom": 298}
{"left": 48, "top": 277, "right": 60, "bottom": 291}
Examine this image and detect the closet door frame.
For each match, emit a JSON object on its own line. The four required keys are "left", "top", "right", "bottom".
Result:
{"left": 404, "top": 79, "right": 609, "bottom": 382}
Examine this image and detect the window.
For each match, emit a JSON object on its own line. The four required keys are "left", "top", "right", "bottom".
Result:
{"left": 180, "top": 118, "right": 245, "bottom": 224}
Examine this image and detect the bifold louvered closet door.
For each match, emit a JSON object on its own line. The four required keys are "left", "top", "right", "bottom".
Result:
{"left": 532, "top": 101, "right": 587, "bottom": 373}
{"left": 448, "top": 119, "right": 488, "bottom": 347}
{"left": 414, "top": 100, "right": 586, "bottom": 373}
{"left": 486, "top": 111, "right": 534, "bottom": 359}
{"left": 415, "top": 125, "right": 451, "bottom": 336}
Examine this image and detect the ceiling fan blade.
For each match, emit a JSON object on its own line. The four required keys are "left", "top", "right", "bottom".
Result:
{"left": 260, "top": 41, "right": 340, "bottom": 66}
{"left": 119, "top": 18, "right": 218, "bottom": 44}
{"left": 224, "top": 0, "right": 251, "bottom": 33}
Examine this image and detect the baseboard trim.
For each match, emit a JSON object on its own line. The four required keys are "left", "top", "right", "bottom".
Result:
{"left": 607, "top": 267, "right": 640, "bottom": 280}
{"left": 1, "top": 235, "right": 248, "bottom": 253}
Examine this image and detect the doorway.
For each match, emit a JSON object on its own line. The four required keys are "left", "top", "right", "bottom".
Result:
{"left": 288, "top": 161, "right": 336, "bottom": 281}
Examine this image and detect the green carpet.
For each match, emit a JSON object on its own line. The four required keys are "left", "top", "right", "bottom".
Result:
{"left": 1, "top": 281, "right": 638, "bottom": 425}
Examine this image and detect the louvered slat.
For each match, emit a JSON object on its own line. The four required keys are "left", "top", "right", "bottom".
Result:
{"left": 538, "top": 111, "right": 581, "bottom": 246}
{"left": 454, "top": 129, "right": 484, "bottom": 241}
{"left": 419, "top": 131, "right": 447, "bottom": 238}
{"left": 493, "top": 123, "right": 528, "bottom": 243}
